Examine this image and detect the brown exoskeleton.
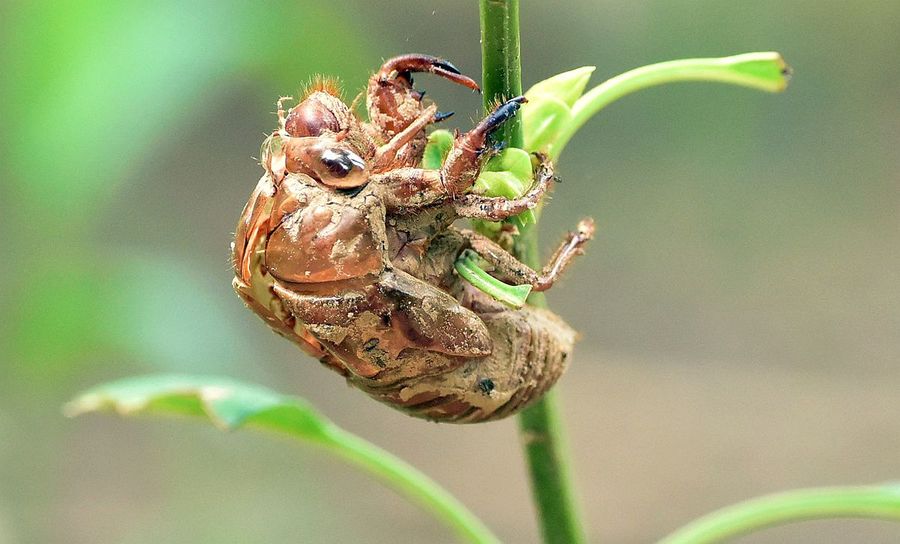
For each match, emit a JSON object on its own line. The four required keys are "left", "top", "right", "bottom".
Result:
{"left": 232, "top": 54, "right": 594, "bottom": 422}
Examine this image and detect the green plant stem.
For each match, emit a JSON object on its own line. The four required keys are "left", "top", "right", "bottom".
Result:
{"left": 516, "top": 389, "right": 586, "bottom": 544}
{"left": 480, "top": 2, "right": 587, "bottom": 543}
{"left": 658, "top": 485, "right": 900, "bottom": 544}
{"left": 479, "top": 0, "right": 523, "bottom": 149}
{"left": 319, "top": 427, "right": 502, "bottom": 544}
{"left": 552, "top": 52, "right": 789, "bottom": 160}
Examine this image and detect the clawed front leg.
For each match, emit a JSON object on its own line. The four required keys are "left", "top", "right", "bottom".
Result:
{"left": 372, "top": 96, "right": 531, "bottom": 213}
{"left": 460, "top": 218, "right": 595, "bottom": 292}
{"left": 367, "top": 54, "right": 479, "bottom": 140}
{"left": 442, "top": 96, "right": 527, "bottom": 195}
{"left": 366, "top": 54, "right": 479, "bottom": 169}
{"left": 454, "top": 157, "right": 555, "bottom": 221}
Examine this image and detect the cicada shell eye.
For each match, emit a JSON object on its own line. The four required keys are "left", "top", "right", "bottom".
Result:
{"left": 315, "top": 147, "right": 368, "bottom": 189}
{"left": 282, "top": 138, "right": 369, "bottom": 189}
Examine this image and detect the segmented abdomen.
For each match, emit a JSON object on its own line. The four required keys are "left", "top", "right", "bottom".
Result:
{"left": 352, "top": 303, "right": 575, "bottom": 422}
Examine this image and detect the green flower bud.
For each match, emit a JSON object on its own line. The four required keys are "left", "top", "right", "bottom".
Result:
{"left": 422, "top": 129, "right": 454, "bottom": 170}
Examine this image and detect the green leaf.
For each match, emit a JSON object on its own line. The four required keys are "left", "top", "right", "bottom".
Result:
{"left": 520, "top": 66, "right": 592, "bottom": 154}
{"left": 66, "top": 375, "right": 501, "bottom": 544}
{"left": 472, "top": 171, "right": 536, "bottom": 228}
{"left": 658, "top": 484, "right": 900, "bottom": 544}
{"left": 474, "top": 171, "right": 527, "bottom": 198}
{"left": 522, "top": 96, "right": 573, "bottom": 154}
{"left": 720, "top": 52, "right": 792, "bottom": 92}
{"left": 525, "top": 66, "right": 596, "bottom": 107}
{"left": 65, "top": 374, "right": 327, "bottom": 433}
{"left": 455, "top": 251, "right": 532, "bottom": 308}
{"left": 552, "top": 52, "right": 791, "bottom": 159}
{"left": 423, "top": 129, "right": 455, "bottom": 170}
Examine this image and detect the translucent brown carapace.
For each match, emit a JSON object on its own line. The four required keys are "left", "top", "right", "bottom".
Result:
{"left": 232, "top": 54, "right": 594, "bottom": 422}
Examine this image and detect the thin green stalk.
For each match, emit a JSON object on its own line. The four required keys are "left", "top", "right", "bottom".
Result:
{"left": 516, "top": 389, "right": 585, "bottom": 544}
{"left": 480, "top": 2, "right": 587, "bottom": 543}
{"left": 319, "top": 427, "right": 502, "bottom": 544}
{"left": 658, "top": 485, "right": 900, "bottom": 544}
{"left": 479, "top": 0, "right": 523, "bottom": 149}
{"left": 552, "top": 52, "right": 789, "bottom": 159}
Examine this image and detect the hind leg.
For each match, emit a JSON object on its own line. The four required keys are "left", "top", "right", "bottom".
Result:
{"left": 459, "top": 218, "right": 595, "bottom": 292}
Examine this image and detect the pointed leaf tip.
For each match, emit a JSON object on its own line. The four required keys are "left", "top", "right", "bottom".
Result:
{"left": 525, "top": 66, "right": 596, "bottom": 107}
{"left": 720, "top": 52, "right": 791, "bottom": 92}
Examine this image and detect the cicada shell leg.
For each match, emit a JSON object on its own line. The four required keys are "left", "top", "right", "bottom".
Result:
{"left": 366, "top": 54, "right": 478, "bottom": 140}
{"left": 271, "top": 269, "right": 493, "bottom": 382}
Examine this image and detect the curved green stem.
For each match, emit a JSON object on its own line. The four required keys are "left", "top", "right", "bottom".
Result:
{"left": 319, "top": 426, "right": 502, "bottom": 544}
{"left": 552, "top": 52, "right": 790, "bottom": 159}
{"left": 658, "top": 485, "right": 900, "bottom": 544}
{"left": 66, "top": 375, "right": 501, "bottom": 544}
{"left": 480, "top": 2, "right": 587, "bottom": 543}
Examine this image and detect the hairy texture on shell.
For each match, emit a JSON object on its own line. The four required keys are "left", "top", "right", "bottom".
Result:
{"left": 301, "top": 75, "right": 343, "bottom": 99}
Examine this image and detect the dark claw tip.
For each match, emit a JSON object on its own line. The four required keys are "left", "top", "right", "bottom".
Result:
{"left": 434, "top": 111, "right": 455, "bottom": 122}
{"left": 434, "top": 59, "right": 462, "bottom": 75}
{"left": 475, "top": 97, "right": 527, "bottom": 138}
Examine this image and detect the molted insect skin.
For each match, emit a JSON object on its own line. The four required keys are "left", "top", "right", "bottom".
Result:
{"left": 233, "top": 173, "right": 578, "bottom": 422}
{"left": 233, "top": 54, "right": 591, "bottom": 423}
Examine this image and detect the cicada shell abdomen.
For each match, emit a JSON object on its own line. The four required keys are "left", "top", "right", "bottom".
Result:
{"left": 354, "top": 304, "right": 576, "bottom": 423}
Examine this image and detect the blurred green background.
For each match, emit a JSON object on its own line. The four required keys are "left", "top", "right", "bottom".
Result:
{"left": 2, "top": 1, "right": 898, "bottom": 542}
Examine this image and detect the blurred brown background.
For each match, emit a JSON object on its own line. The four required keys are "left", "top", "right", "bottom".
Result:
{"left": 2, "top": 1, "right": 898, "bottom": 542}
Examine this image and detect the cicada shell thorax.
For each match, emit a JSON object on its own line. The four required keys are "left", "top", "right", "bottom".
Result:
{"left": 231, "top": 174, "right": 349, "bottom": 375}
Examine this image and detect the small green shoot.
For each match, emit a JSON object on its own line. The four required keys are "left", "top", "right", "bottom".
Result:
{"left": 454, "top": 250, "right": 532, "bottom": 308}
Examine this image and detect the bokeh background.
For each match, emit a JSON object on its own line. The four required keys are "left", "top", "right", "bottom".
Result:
{"left": 2, "top": 1, "right": 898, "bottom": 542}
